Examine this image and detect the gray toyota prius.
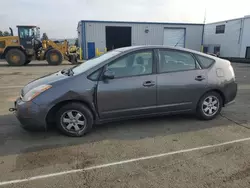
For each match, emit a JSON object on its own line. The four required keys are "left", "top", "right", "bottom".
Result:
{"left": 11, "top": 46, "right": 237, "bottom": 137}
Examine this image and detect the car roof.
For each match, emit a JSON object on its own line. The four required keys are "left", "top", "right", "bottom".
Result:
{"left": 114, "top": 45, "right": 220, "bottom": 60}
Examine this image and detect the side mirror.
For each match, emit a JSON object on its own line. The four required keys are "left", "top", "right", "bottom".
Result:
{"left": 103, "top": 70, "right": 115, "bottom": 79}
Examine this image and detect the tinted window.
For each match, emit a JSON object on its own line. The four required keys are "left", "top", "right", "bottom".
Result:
{"left": 107, "top": 51, "right": 153, "bottom": 78}
{"left": 158, "top": 50, "right": 196, "bottom": 73}
{"left": 196, "top": 55, "right": 214, "bottom": 68}
{"left": 216, "top": 25, "right": 225, "bottom": 34}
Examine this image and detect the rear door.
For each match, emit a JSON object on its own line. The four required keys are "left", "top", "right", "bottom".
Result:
{"left": 156, "top": 49, "right": 208, "bottom": 112}
{"left": 97, "top": 50, "right": 157, "bottom": 119}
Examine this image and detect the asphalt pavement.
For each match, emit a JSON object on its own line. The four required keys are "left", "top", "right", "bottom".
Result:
{"left": 0, "top": 61, "right": 250, "bottom": 188}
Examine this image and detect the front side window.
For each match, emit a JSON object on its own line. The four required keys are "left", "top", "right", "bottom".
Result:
{"left": 158, "top": 50, "right": 196, "bottom": 73}
{"left": 107, "top": 50, "right": 153, "bottom": 78}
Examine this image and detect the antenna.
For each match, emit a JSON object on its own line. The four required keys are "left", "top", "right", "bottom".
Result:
{"left": 203, "top": 8, "right": 207, "bottom": 24}
{"left": 201, "top": 8, "right": 207, "bottom": 52}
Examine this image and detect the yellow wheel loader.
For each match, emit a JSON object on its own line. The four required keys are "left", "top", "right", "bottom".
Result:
{"left": 0, "top": 26, "right": 78, "bottom": 66}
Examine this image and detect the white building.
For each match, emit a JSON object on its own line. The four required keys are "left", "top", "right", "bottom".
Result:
{"left": 204, "top": 15, "right": 250, "bottom": 58}
{"left": 77, "top": 20, "right": 204, "bottom": 59}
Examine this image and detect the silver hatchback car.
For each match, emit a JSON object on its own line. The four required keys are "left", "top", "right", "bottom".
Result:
{"left": 11, "top": 46, "right": 237, "bottom": 137}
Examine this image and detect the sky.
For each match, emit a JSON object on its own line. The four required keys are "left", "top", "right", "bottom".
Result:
{"left": 1, "top": 0, "right": 250, "bottom": 38}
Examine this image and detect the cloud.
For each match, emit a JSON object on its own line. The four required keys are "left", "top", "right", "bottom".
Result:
{"left": 1, "top": 0, "right": 250, "bottom": 38}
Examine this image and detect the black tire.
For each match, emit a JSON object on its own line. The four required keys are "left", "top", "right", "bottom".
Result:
{"left": 196, "top": 91, "right": 222, "bottom": 120}
{"left": 5, "top": 49, "right": 26, "bottom": 66}
{"left": 46, "top": 49, "right": 63, "bottom": 65}
{"left": 56, "top": 103, "right": 93, "bottom": 137}
{"left": 24, "top": 60, "right": 31, "bottom": 65}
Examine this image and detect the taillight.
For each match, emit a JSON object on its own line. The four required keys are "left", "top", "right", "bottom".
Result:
{"left": 229, "top": 64, "right": 235, "bottom": 78}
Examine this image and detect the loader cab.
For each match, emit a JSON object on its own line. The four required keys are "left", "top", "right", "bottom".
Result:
{"left": 17, "top": 25, "right": 40, "bottom": 49}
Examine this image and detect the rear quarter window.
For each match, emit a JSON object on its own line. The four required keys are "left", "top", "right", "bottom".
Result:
{"left": 195, "top": 55, "right": 215, "bottom": 68}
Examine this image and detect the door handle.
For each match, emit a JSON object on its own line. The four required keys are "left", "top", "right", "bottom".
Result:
{"left": 195, "top": 75, "right": 205, "bottom": 81}
{"left": 143, "top": 81, "right": 155, "bottom": 87}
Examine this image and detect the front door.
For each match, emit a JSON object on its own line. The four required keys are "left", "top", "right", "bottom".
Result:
{"left": 156, "top": 49, "right": 208, "bottom": 112}
{"left": 18, "top": 27, "right": 33, "bottom": 49}
{"left": 97, "top": 50, "right": 157, "bottom": 119}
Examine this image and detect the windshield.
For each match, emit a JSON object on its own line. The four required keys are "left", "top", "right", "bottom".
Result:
{"left": 72, "top": 50, "right": 121, "bottom": 74}
{"left": 19, "top": 28, "right": 34, "bottom": 38}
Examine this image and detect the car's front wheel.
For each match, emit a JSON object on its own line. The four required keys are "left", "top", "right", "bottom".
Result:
{"left": 197, "top": 92, "right": 222, "bottom": 120}
{"left": 56, "top": 103, "right": 93, "bottom": 137}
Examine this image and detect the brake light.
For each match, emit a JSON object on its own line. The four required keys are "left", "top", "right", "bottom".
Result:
{"left": 229, "top": 64, "right": 235, "bottom": 78}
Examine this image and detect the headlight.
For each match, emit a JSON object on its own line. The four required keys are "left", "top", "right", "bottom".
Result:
{"left": 23, "top": 84, "right": 52, "bottom": 101}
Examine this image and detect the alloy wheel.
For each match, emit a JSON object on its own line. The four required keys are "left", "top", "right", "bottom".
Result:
{"left": 60, "top": 110, "right": 86, "bottom": 132}
{"left": 202, "top": 96, "right": 220, "bottom": 117}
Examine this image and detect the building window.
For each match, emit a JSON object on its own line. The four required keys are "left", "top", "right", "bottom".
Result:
{"left": 203, "top": 46, "right": 208, "bottom": 53}
{"left": 214, "top": 46, "right": 220, "bottom": 56}
{"left": 216, "top": 25, "right": 225, "bottom": 34}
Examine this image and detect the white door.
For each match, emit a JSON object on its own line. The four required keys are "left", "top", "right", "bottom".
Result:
{"left": 163, "top": 28, "right": 185, "bottom": 48}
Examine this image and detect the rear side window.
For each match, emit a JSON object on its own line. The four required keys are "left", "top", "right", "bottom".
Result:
{"left": 158, "top": 50, "right": 197, "bottom": 73}
{"left": 195, "top": 55, "right": 215, "bottom": 68}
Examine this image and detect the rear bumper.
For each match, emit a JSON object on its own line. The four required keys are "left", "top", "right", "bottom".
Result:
{"left": 223, "top": 81, "right": 238, "bottom": 106}
{"left": 14, "top": 98, "right": 47, "bottom": 131}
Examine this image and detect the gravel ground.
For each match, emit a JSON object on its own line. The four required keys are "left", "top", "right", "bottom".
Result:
{"left": 0, "top": 61, "right": 250, "bottom": 188}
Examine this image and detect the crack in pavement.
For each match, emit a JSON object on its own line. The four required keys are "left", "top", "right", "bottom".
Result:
{"left": 220, "top": 113, "right": 250, "bottom": 130}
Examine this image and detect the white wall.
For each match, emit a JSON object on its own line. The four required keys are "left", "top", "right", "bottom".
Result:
{"left": 82, "top": 21, "right": 203, "bottom": 59}
{"left": 240, "top": 16, "right": 250, "bottom": 58}
{"left": 204, "top": 19, "right": 242, "bottom": 57}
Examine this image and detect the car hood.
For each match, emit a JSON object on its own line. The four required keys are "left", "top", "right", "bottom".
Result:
{"left": 21, "top": 71, "right": 68, "bottom": 96}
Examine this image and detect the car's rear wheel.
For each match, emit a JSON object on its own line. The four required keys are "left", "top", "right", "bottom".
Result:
{"left": 196, "top": 92, "right": 222, "bottom": 120}
{"left": 56, "top": 103, "right": 93, "bottom": 137}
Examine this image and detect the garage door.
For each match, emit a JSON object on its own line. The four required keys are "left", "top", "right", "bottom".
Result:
{"left": 163, "top": 28, "right": 185, "bottom": 48}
